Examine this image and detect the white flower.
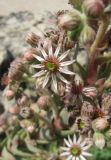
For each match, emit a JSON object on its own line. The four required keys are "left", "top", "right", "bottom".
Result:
{"left": 60, "top": 134, "right": 92, "bottom": 160}
{"left": 32, "top": 43, "right": 75, "bottom": 93}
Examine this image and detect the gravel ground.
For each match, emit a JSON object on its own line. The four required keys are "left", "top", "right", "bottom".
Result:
{"left": 0, "top": 0, "right": 71, "bottom": 16}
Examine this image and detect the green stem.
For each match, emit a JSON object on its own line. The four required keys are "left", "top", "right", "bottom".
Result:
{"left": 59, "top": 128, "right": 75, "bottom": 136}
{"left": 90, "top": 15, "right": 109, "bottom": 58}
{"left": 35, "top": 112, "right": 51, "bottom": 127}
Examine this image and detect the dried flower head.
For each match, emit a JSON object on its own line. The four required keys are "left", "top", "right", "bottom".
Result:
{"left": 25, "top": 32, "right": 40, "bottom": 47}
{"left": 60, "top": 134, "right": 92, "bottom": 160}
{"left": 83, "top": 86, "right": 98, "bottom": 98}
{"left": 65, "top": 80, "right": 83, "bottom": 106}
{"left": 19, "top": 107, "right": 33, "bottom": 119}
{"left": 32, "top": 42, "right": 75, "bottom": 93}
{"left": 102, "top": 92, "right": 111, "bottom": 118}
{"left": 81, "top": 101, "right": 95, "bottom": 119}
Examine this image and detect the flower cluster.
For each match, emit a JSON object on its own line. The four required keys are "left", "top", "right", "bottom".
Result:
{"left": 1, "top": 0, "right": 111, "bottom": 159}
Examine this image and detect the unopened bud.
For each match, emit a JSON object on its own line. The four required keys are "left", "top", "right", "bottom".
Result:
{"left": 23, "top": 48, "right": 38, "bottom": 61}
{"left": 83, "top": 0, "right": 105, "bottom": 17}
{"left": 37, "top": 96, "right": 49, "bottom": 109}
{"left": 27, "top": 126, "right": 35, "bottom": 133}
{"left": 25, "top": 32, "right": 40, "bottom": 47}
{"left": 93, "top": 132, "right": 105, "bottom": 149}
{"left": 8, "top": 57, "right": 25, "bottom": 81}
{"left": 9, "top": 106, "right": 19, "bottom": 114}
{"left": 58, "top": 11, "right": 82, "bottom": 31}
{"left": 79, "top": 25, "right": 96, "bottom": 45}
{"left": 5, "top": 90, "right": 14, "bottom": 100}
{"left": 92, "top": 117, "right": 109, "bottom": 131}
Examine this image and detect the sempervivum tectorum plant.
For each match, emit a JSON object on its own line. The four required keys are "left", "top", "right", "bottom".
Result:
{"left": 60, "top": 134, "right": 92, "bottom": 160}
{"left": 32, "top": 42, "right": 75, "bottom": 93}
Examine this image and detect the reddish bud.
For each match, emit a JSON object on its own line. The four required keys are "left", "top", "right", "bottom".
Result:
{"left": 37, "top": 96, "right": 49, "bottom": 109}
{"left": 83, "top": 0, "right": 105, "bottom": 17}
{"left": 5, "top": 90, "right": 14, "bottom": 99}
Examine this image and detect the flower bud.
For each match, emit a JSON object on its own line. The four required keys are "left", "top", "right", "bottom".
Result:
{"left": 83, "top": 0, "right": 105, "bottom": 17}
{"left": 20, "top": 119, "right": 36, "bottom": 132}
{"left": 58, "top": 11, "right": 82, "bottom": 31}
{"left": 27, "top": 126, "right": 35, "bottom": 133}
{"left": 25, "top": 32, "right": 40, "bottom": 47}
{"left": 23, "top": 48, "right": 38, "bottom": 61}
{"left": 37, "top": 96, "right": 49, "bottom": 109}
{"left": 79, "top": 25, "right": 96, "bottom": 45}
{"left": 9, "top": 106, "right": 19, "bottom": 114}
{"left": 5, "top": 90, "right": 14, "bottom": 100}
{"left": 93, "top": 132, "right": 105, "bottom": 149}
{"left": 106, "top": 129, "right": 111, "bottom": 139}
{"left": 92, "top": 118, "right": 109, "bottom": 131}
{"left": 8, "top": 57, "right": 25, "bottom": 81}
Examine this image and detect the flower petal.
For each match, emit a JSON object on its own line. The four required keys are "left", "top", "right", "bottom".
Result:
{"left": 77, "top": 136, "right": 82, "bottom": 144}
{"left": 61, "top": 147, "right": 70, "bottom": 151}
{"left": 48, "top": 43, "right": 53, "bottom": 56}
{"left": 57, "top": 73, "right": 70, "bottom": 84}
{"left": 82, "top": 145, "right": 92, "bottom": 151}
{"left": 51, "top": 74, "right": 58, "bottom": 93}
{"left": 32, "top": 70, "right": 45, "bottom": 78}
{"left": 80, "top": 155, "right": 86, "bottom": 160}
{"left": 54, "top": 43, "right": 61, "bottom": 57}
{"left": 42, "top": 72, "right": 50, "bottom": 88}
{"left": 39, "top": 46, "right": 48, "bottom": 59}
{"left": 64, "top": 138, "right": 71, "bottom": 147}
{"left": 58, "top": 50, "right": 70, "bottom": 62}
{"left": 33, "top": 54, "right": 44, "bottom": 62}
{"left": 68, "top": 135, "right": 73, "bottom": 145}
{"left": 67, "top": 155, "right": 73, "bottom": 160}
{"left": 76, "top": 157, "right": 80, "bottom": 160}
{"left": 60, "top": 60, "right": 75, "bottom": 66}
{"left": 60, "top": 151, "right": 70, "bottom": 157}
{"left": 32, "top": 64, "right": 44, "bottom": 69}
{"left": 80, "top": 140, "right": 87, "bottom": 147}
{"left": 73, "top": 135, "right": 77, "bottom": 144}
{"left": 82, "top": 152, "right": 92, "bottom": 157}
{"left": 59, "top": 68, "right": 75, "bottom": 75}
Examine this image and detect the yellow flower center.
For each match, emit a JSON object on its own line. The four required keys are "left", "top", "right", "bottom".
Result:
{"left": 44, "top": 56, "right": 59, "bottom": 72}
{"left": 70, "top": 145, "right": 81, "bottom": 156}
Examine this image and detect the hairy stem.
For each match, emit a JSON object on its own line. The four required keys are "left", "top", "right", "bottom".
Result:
{"left": 90, "top": 15, "right": 109, "bottom": 58}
